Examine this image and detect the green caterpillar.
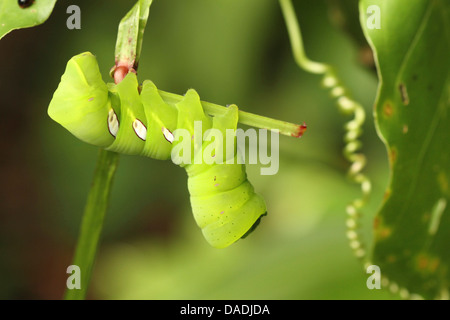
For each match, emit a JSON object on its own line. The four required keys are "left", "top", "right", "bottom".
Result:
{"left": 48, "top": 52, "right": 266, "bottom": 248}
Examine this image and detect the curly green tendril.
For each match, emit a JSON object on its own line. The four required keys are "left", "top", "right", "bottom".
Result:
{"left": 279, "top": 0, "right": 427, "bottom": 300}
{"left": 279, "top": 0, "right": 372, "bottom": 266}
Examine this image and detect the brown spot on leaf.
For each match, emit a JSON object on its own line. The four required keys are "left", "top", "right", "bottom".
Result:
{"left": 383, "top": 189, "right": 391, "bottom": 201}
{"left": 416, "top": 253, "right": 440, "bottom": 274}
{"left": 383, "top": 101, "right": 393, "bottom": 117}
{"left": 373, "top": 216, "right": 392, "bottom": 240}
{"left": 399, "top": 83, "right": 410, "bottom": 105}
{"left": 379, "top": 228, "right": 392, "bottom": 239}
{"left": 373, "top": 216, "right": 380, "bottom": 229}
{"left": 387, "top": 255, "right": 397, "bottom": 263}
{"left": 417, "top": 255, "right": 428, "bottom": 270}
{"left": 389, "top": 147, "right": 397, "bottom": 165}
{"left": 375, "top": 225, "right": 392, "bottom": 240}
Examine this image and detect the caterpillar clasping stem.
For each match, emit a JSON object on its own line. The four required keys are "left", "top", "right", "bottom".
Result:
{"left": 49, "top": 51, "right": 308, "bottom": 249}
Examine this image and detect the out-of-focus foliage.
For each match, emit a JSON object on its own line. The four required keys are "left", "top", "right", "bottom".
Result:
{"left": 0, "top": 0, "right": 57, "bottom": 40}
{"left": 0, "top": 0, "right": 392, "bottom": 299}
{"left": 361, "top": 0, "right": 450, "bottom": 299}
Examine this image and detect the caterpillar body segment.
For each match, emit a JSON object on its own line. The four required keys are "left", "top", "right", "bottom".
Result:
{"left": 105, "top": 73, "right": 147, "bottom": 155}
{"left": 140, "top": 80, "right": 178, "bottom": 160}
{"left": 186, "top": 106, "right": 266, "bottom": 248}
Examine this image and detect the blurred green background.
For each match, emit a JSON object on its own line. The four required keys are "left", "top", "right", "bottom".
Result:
{"left": 0, "top": 0, "right": 394, "bottom": 299}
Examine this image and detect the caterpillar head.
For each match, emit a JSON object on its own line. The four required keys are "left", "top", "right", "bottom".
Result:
{"left": 48, "top": 52, "right": 114, "bottom": 148}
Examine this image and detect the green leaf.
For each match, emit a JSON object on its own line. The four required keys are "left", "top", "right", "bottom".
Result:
{"left": 360, "top": 0, "right": 450, "bottom": 299}
{"left": 0, "top": 0, "right": 57, "bottom": 40}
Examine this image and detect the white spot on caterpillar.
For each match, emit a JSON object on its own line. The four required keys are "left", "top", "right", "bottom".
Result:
{"left": 133, "top": 119, "right": 147, "bottom": 141}
{"left": 162, "top": 127, "right": 174, "bottom": 144}
{"left": 108, "top": 109, "right": 119, "bottom": 138}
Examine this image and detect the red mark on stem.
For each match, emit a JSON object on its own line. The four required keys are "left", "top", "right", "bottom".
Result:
{"left": 113, "top": 66, "right": 129, "bottom": 84}
{"left": 292, "top": 122, "right": 307, "bottom": 138}
{"left": 112, "top": 64, "right": 137, "bottom": 84}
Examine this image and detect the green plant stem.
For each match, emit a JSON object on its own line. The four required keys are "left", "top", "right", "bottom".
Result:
{"left": 158, "top": 90, "right": 307, "bottom": 138}
{"left": 279, "top": 0, "right": 330, "bottom": 74}
{"left": 65, "top": 0, "right": 152, "bottom": 300}
{"left": 64, "top": 149, "right": 119, "bottom": 300}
